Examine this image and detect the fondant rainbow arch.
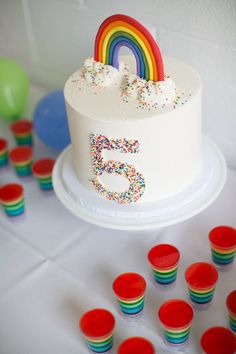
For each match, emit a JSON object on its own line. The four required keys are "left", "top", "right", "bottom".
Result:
{"left": 94, "top": 14, "right": 164, "bottom": 82}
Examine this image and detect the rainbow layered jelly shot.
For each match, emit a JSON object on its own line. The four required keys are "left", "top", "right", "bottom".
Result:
{"left": 148, "top": 244, "right": 180, "bottom": 287}
{"left": 0, "top": 138, "right": 9, "bottom": 167}
{"left": 0, "top": 183, "right": 25, "bottom": 217}
{"left": 158, "top": 299, "right": 194, "bottom": 350}
{"left": 79, "top": 308, "right": 115, "bottom": 353}
{"left": 113, "top": 272, "right": 146, "bottom": 320}
{"left": 9, "top": 146, "right": 33, "bottom": 177}
{"left": 32, "top": 158, "right": 55, "bottom": 191}
{"left": 118, "top": 337, "right": 155, "bottom": 354}
{"left": 209, "top": 226, "right": 236, "bottom": 270}
{"left": 10, "top": 119, "right": 33, "bottom": 146}
{"left": 201, "top": 327, "right": 236, "bottom": 354}
{"left": 226, "top": 290, "right": 236, "bottom": 333}
{"left": 185, "top": 262, "right": 218, "bottom": 310}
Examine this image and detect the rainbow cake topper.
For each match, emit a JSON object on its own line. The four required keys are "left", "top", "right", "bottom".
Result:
{"left": 94, "top": 14, "right": 164, "bottom": 82}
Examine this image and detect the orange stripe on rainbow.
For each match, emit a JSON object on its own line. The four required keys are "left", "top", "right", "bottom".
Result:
{"left": 94, "top": 14, "right": 164, "bottom": 82}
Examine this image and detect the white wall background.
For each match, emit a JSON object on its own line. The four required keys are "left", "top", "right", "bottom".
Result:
{"left": 0, "top": 0, "right": 236, "bottom": 167}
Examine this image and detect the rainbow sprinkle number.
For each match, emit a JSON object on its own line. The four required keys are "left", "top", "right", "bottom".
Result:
{"left": 90, "top": 134, "right": 145, "bottom": 204}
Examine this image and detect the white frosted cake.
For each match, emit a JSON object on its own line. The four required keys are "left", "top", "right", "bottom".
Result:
{"left": 64, "top": 14, "right": 201, "bottom": 205}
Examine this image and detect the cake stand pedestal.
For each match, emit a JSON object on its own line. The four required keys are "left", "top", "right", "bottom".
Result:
{"left": 52, "top": 137, "right": 227, "bottom": 231}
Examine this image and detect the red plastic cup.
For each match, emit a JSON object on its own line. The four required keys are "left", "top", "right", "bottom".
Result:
{"left": 209, "top": 226, "right": 236, "bottom": 270}
{"left": 80, "top": 308, "right": 115, "bottom": 353}
{"left": 158, "top": 299, "right": 194, "bottom": 350}
{"left": 113, "top": 272, "right": 146, "bottom": 320}
{"left": 185, "top": 262, "right": 218, "bottom": 310}
{"left": 226, "top": 290, "right": 236, "bottom": 333}
{"left": 118, "top": 337, "right": 155, "bottom": 354}
{"left": 201, "top": 327, "right": 236, "bottom": 354}
{"left": 148, "top": 244, "right": 180, "bottom": 287}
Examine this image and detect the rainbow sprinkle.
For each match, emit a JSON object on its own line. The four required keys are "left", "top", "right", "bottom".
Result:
{"left": 90, "top": 134, "right": 145, "bottom": 204}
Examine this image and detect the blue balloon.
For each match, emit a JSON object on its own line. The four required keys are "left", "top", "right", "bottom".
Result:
{"left": 33, "top": 90, "right": 70, "bottom": 151}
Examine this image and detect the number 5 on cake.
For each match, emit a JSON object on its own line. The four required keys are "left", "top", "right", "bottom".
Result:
{"left": 90, "top": 134, "right": 145, "bottom": 204}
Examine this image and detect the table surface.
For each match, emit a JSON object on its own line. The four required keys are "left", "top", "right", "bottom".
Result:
{"left": 0, "top": 121, "right": 236, "bottom": 354}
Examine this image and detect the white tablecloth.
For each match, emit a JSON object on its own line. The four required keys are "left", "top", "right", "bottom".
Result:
{"left": 0, "top": 124, "right": 236, "bottom": 354}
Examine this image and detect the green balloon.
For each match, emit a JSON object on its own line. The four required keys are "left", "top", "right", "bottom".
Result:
{"left": 0, "top": 58, "right": 29, "bottom": 121}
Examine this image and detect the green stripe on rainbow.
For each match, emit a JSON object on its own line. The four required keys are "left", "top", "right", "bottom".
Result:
{"left": 94, "top": 14, "right": 164, "bottom": 82}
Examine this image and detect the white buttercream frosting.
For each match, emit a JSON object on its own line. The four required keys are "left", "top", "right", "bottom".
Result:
{"left": 124, "top": 74, "right": 176, "bottom": 106}
{"left": 82, "top": 57, "right": 177, "bottom": 107}
{"left": 83, "top": 57, "right": 120, "bottom": 87}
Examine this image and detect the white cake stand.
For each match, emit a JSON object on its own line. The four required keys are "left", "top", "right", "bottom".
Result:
{"left": 53, "top": 137, "right": 227, "bottom": 231}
